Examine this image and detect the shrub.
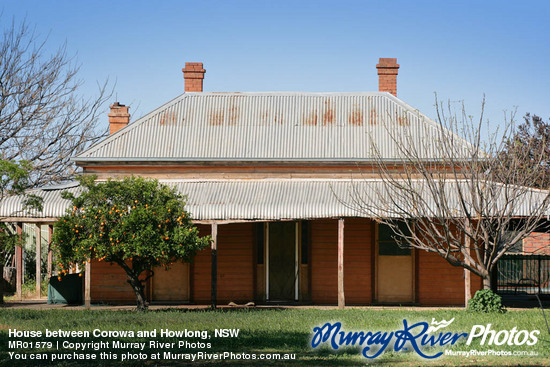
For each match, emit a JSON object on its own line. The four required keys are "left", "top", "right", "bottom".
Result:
{"left": 468, "top": 289, "right": 505, "bottom": 313}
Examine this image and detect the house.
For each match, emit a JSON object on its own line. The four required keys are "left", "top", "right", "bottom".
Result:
{"left": 522, "top": 233, "right": 550, "bottom": 255}
{"left": 2, "top": 59, "right": 492, "bottom": 306}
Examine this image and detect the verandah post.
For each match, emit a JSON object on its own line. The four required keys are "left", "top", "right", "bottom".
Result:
{"left": 35, "top": 224, "right": 41, "bottom": 298}
{"left": 85, "top": 259, "right": 91, "bottom": 309}
{"left": 15, "top": 223, "right": 23, "bottom": 300}
{"left": 211, "top": 223, "right": 218, "bottom": 309}
{"left": 338, "top": 218, "right": 345, "bottom": 309}
{"left": 47, "top": 225, "right": 53, "bottom": 280}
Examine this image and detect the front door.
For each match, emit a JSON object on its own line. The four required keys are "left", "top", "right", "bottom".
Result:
{"left": 152, "top": 261, "right": 190, "bottom": 302}
{"left": 376, "top": 223, "right": 414, "bottom": 303}
{"left": 268, "top": 222, "right": 297, "bottom": 301}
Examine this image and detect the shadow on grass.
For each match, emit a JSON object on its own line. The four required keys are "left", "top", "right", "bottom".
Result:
{"left": 501, "top": 294, "right": 550, "bottom": 308}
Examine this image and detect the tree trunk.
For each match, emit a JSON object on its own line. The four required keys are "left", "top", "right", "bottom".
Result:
{"left": 117, "top": 260, "right": 148, "bottom": 311}
{"left": 482, "top": 273, "right": 492, "bottom": 290}
{"left": 0, "top": 264, "right": 3, "bottom": 304}
{"left": 127, "top": 275, "right": 147, "bottom": 311}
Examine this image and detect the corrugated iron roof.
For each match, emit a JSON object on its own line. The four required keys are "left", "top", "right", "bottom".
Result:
{"left": 0, "top": 182, "right": 82, "bottom": 219}
{"left": 1, "top": 179, "right": 546, "bottom": 221}
{"left": 74, "top": 92, "right": 471, "bottom": 162}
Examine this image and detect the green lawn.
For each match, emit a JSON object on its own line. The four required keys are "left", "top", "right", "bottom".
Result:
{"left": 0, "top": 307, "right": 548, "bottom": 366}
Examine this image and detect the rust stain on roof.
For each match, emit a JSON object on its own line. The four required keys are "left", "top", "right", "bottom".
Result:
{"left": 369, "top": 108, "right": 377, "bottom": 125}
{"left": 229, "top": 105, "right": 240, "bottom": 125}
{"left": 323, "top": 99, "right": 335, "bottom": 125}
{"left": 159, "top": 111, "right": 177, "bottom": 125}
{"left": 348, "top": 106, "right": 363, "bottom": 126}
{"left": 209, "top": 110, "right": 225, "bottom": 125}
{"left": 260, "top": 110, "right": 269, "bottom": 125}
{"left": 274, "top": 112, "right": 283, "bottom": 125}
{"left": 398, "top": 114, "right": 410, "bottom": 125}
{"left": 304, "top": 110, "right": 318, "bottom": 126}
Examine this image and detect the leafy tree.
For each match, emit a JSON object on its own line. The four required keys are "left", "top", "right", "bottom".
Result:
{"left": 52, "top": 176, "right": 210, "bottom": 310}
{"left": 501, "top": 114, "right": 550, "bottom": 189}
{"left": 0, "top": 160, "right": 42, "bottom": 303}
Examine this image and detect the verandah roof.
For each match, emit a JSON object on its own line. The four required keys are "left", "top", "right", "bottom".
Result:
{"left": 1, "top": 179, "right": 548, "bottom": 222}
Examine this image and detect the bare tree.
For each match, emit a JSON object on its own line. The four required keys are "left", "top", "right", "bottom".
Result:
{"left": 0, "top": 18, "right": 111, "bottom": 187}
{"left": 345, "top": 98, "right": 550, "bottom": 290}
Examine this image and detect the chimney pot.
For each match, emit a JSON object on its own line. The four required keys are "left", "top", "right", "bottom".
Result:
{"left": 376, "top": 58, "right": 400, "bottom": 96}
{"left": 108, "top": 102, "right": 130, "bottom": 134}
{"left": 182, "top": 62, "right": 206, "bottom": 92}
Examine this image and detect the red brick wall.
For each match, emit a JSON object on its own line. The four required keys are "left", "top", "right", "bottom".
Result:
{"left": 192, "top": 223, "right": 254, "bottom": 304}
{"left": 310, "top": 219, "right": 373, "bottom": 305}
{"left": 310, "top": 220, "right": 337, "bottom": 304}
{"left": 89, "top": 222, "right": 251, "bottom": 305}
{"left": 523, "top": 232, "right": 550, "bottom": 254}
{"left": 191, "top": 224, "right": 211, "bottom": 303}
{"left": 90, "top": 219, "right": 486, "bottom": 306}
{"left": 417, "top": 250, "right": 482, "bottom": 306}
{"left": 344, "top": 218, "right": 373, "bottom": 305}
{"left": 90, "top": 260, "right": 136, "bottom": 303}
{"left": 217, "top": 223, "right": 255, "bottom": 302}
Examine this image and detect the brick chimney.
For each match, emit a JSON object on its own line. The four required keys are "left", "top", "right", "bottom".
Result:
{"left": 376, "top": 58, "right": 400, "bottom": 96}
{"left": 108, "top": 102, "right": 130, "bottom": 134}
{"left": 182, "top": 62, "right": 206, "bottom": 92}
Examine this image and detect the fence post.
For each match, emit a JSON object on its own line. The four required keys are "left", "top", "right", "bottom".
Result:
{"left": 539, "top": 256, "right": 542, "bottom": 296}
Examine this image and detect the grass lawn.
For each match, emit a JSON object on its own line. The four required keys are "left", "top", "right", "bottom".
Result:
{"left": 0, "top": 307, "right": 548, "bottom": 366}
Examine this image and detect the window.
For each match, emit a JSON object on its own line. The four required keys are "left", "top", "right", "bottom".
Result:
{"left": 301, "top": 221, "right": 308, "bottom": 264}
{"left": 378, "top": 222, "right": 411, "bottom": 256}
{"left": 256, "top": 223, "right": 264, "bottom": 264}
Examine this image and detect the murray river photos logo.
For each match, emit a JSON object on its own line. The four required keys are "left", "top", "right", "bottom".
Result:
{"left": 310, "top": 318, "right": 540, "bottom": 359}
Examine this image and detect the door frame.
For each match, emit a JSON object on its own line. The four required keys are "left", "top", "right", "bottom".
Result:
{"left": 374, "top": 222, "right": 416, "bottom": 303}
{"left": 265, "top": 222, "right": 299, "bottom": 301}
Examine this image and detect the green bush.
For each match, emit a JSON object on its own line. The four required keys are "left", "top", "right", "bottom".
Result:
{"left": 468, "top": 289, "right": 505, "bottom": 313}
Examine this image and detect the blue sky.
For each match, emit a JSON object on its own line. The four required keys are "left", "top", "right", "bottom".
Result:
{"left": 2, "top": 0, "right": 549, "bottom": 130}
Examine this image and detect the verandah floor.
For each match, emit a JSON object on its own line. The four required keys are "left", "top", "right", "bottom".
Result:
{"left": 1, "top": 298, "right": 548, "bottom": 310}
